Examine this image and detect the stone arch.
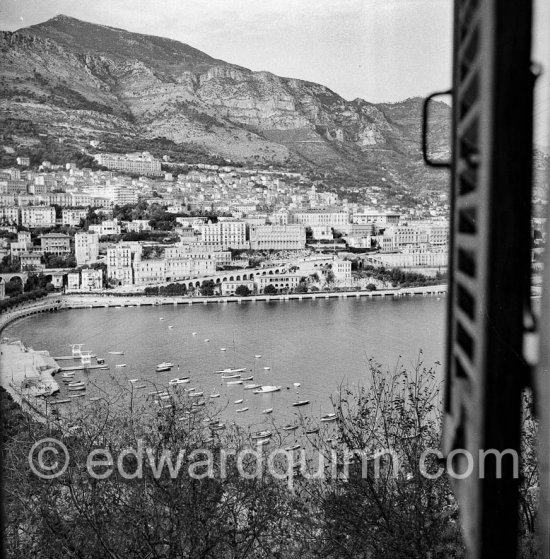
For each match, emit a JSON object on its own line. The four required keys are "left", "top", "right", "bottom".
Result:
{"left": 222, "top": 277, "right": 227, "bottom": 282}
{"left": 188, "top": 282, "right": 194, "bottom": 290}
{"left": 236, "top": 275, "right": 241, "bottom": 281}
{"left": 262, "top": 271, "right": 266, "bottom": 276}
{"left": 268, "top": 270, "right": 273, "bottom": 275}
{"left": 229, "top": 276, "right": 234, "bottom": 281}
{"left": 216, "top": 278, "right": 221, "bottom": 284}
{"left": 195, "top": 281, "right": 201, "bottom": 288}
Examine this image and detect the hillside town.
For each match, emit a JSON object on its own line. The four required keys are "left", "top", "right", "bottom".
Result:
{"left": 0, "top": 150, "right": 453, "bottom": 299}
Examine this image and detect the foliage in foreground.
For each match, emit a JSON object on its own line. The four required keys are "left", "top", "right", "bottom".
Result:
{"left": 1, "top": 359, "right": 537, "bottom": 558}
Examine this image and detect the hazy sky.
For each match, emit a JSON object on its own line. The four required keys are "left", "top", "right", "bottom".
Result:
{"left": 0, "top": 0, "right": 454, "bottom": 103}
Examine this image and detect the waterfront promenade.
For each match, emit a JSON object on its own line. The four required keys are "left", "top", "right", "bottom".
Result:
{"left": 62, "top": 284, "right": 448, "bottom": 309}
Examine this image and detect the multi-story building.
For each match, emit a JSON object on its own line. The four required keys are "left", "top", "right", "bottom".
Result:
{"left": 20, "top": 206, "right": 56, "bottom": 228}
{"left": 255, "top": 274, "right": 302, "bottom": 294}
{"left": 89, "top": 219, "right": 121, "bottom": 236}
{"left": 20, "top": 252, "right": 44, "bottom": 271}
{"left": 94, "top": 152, "right": 162, "bottom": 176}
{"left": 107, "top": 245, "right": 138, "bottom": 286}
{"left": 291, "top": 210, "right": 349, "bottom": 230}
{"left": 332, "top": 259, "right": 352, "bottom": 282}
{"left": 248, "top": 224, "right": 306, "bottom": 250}
{"left": 80, "top": 268, "right": 103, "bottom": 291}
{"left": 75, "top": 232, "right": 100, "bottom": 265}
{"left": 0, "top": 206, "right": 19, "bottom": 226}
{"left": 221, "top": 280, "right": 255, "bottom": 296}
{"left": 353, "top": 212, "right": 401, "bottom": 225}
{"left": 133, "top": 259, "right": 166, "bottom": 286}
{"left": 67, "top": 272, "right": 80, "bottom": 291}
{"left": 201, "top": 220, "right": 247, "bottom": 250}
{"left": 62, "top": 209, "right": 88, "bottom": 227}
{"left": 124, "top": 220, "right": 152, "bottom": 233}
{"left": 39, "top": 233, "right": 71, "bottom": 255}
{"left": 10, "top": 231, "right": 32, "bottom": 257}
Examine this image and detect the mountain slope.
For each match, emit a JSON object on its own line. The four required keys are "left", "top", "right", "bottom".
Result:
{"left": 1, "top": 14, "right": 451, "bottom": 191}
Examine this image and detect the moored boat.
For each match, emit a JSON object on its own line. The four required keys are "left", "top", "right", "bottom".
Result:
{"left": 221, "top": 373, "right": 241, "bottom": 379}
{"left": 234, "top": 399, "right": 243, "bottom": 404}
{"left": 321, "top": 413, "right": 337, "bottom": 422}
{"left": 236, "top": 407, "right": 249, "bottom": 413}
{"left": 108, "top": 351, "right": 124, "bottom": 355}
{"left": 282, "top": 424, "right": 299, "bottom": 431}
{"left": 252, "top": 385, "right": 281, "bottom": 394}
{"left": 251, "top": 430, "right": 272, "bottom": 440}
{"left": 156, "top": 362, "right": 174, "bottom": 372}
{"left": 226, "top": 380, "right": 243, "bottom": 385}
{"left": 262, "top": 408, "right": 273, "bottom": 414}
{"left": 217, "top": 368, "right": 246, "bottom": 374}
{"left": 285, "top": 444, "right": 302, "bottom": 451}
{"left": 169, "top": 377, "right": 190, "bottom": 385}
{"left": 210, "top": 393, "right": 221, "bottom": 398}
{"left": 244, "top": 383, "right": 261, "bottom": 390}
{"left": 292, "top": 400, "right": 310, "bottom": 407}
{"left": 188, "top": 391, "right": 204, "bottom": 397}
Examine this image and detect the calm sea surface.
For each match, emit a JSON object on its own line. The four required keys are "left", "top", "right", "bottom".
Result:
{"left": 5, "top": 297, "right": 445, "bottom": 430}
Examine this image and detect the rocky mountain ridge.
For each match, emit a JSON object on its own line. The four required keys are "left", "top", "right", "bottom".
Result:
{"left": 1, "top": 14, "right": 451, "bottom": 193}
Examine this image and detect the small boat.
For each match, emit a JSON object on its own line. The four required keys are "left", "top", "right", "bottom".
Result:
{"left": 244, "top": 383, "right": 261, "bottom": 390}
{"left": 192, "top": 332, "right": 197, "bottom": 336}
{"left": 100, "top": 366, "right": 110, "bottom": 370}
{"left": 49, "top": 399, "right": 71, "bottom": 405}
{"left": 252, "top": 385, "right": 281, "bottom": 394}
{"left": 69, "top": 393, "right": 86, "bottom": 398}
{"left": 210, "top": 393, "right": 221, "bottom": 398}
{"left": 135, "top": 385, "right": 147, "bottom": 389}
{"left": 108, "top": 351, "right": 124, "bottom": 355}
{"left": 68, "top": 384, "right": 86, "bottom": 391}
{"left": 188, "top": 391, "right": 204, "bottom": 397}
{"left": 96, "top": 358, "right": 105, "bottom": 365}
{"left": 62, "top": 372, "right": 75, "bottom": 378}
{"left": 169, "top": 377, "right": 190, "bottom": 385}
{"left": 192, "top": 401, "right": 206, "bottom": 407}
{"left": 293, "top": 383, "right": 301, "bottom": 387}
{"left": 148, "top": 390, "right": 167, "bottom": 396}
{"left": 285, "top": 444, "right": 301, "bottom": 451}
{"left": 216, "top": 368, "right": 246, "bottom": 374}
{"left": 256, "top": 438, "right": 270, "bottom": 446}
{"left": 68, "top": 381, "right": 85, "bottom": 387}
{"left": 240, "top": 376, "right": 254, "bottom": 381}
{"left": 321, "top": 413, "right": 337, "bottom": 422}
{"left": 306, "top": 427, "right": 320, "bottom": 434}
{"left": 251, "top": 430, "right": 272, "bottom": 440}
{"left": 168, "top": 325, "right": 174, "bottom": 329}
{"left": 210, "top": 423, "right": 226, "bottom": 430}
{"left": 262, "top": 408, "right": 273, "bottom": 414}
{"left": 234, "top": 399, "right": 244, "bottom": 404}
{"left": 204, "top": 339, "right": 210, "bottom": 342}
{"left": 220, "top": 347, "right": 227, "bottom": 351}
{"left": 159, "top": 317, "right": 164, "bottom": 321}
{"left": 236, "top": 407, "right": 249, "bottom": 413}
{"left": 185, "top": 387, "right": 197, "bottom": 392}
{"left": 227, "top": 380, "right": 243, "bottom": 385}
{"left": 221, "top": 373, "right": 241, "bottom": 379}
{"left": 116, "top": 364, "right": 127, "bottom": 368}
{"left": 156, "top": 362, "right": 174, "bottom": 372}
{"left": 89, "top": 397, "right": 101, "bottom": 402}
{"left": 129, "top": 379, "right": 139, "bottom": 383}
{"left": 292, "top": 400, "right": 310, "bottom": 407}
{"left": 282, "top": 424, "right": 299, "bottom": 431}
{"left": 263, "top": 366, "right": 271, "bottom": 370}
{"left": 255, "top": 355, "right": 262, "bottom": 358}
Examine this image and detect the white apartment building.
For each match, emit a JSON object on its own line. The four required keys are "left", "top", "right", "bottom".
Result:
{"left": 20, "top": 206, "right": 56, "bottom": 228}
{"left": 89, "top": 219, "right": 121, "bottom": 237}
{"left": 248, "top": 224, "right": 306, "bottom": 250}
{"left": 94, "top": 152, "right": 162, "bottom": 176}
{"left": 107, "top": 245, "right": 137, "bottom": 286}
{"left": 75, "top": 232, "right": 100, "bottom": 266}
{"left": 201, "top": 221, "right": 247, "bottom": 249}
{"left": 255, "top": 274, "right": 302, "bottom": 294}
{"left": 80, "top": 268, "right": 103, "bottom": 291}
{"left": 67, "top": 272, "right": 80, "bottom": 291}
{"left": 291, "top": 210, "right": 349, "bottom": 230}
{"left": 366, "top": 251, "right": 448, "bottom": 268}
{"left": 353, "top": 212, "right": 400, "bottom": 225}
{"left": 124, "top": 219, "right": 152, "bottom": 233}
{"left": 62, "top": 208, "right": 87, "bottom": 226}
{"left": 0, "top": 207, "right": 19, "bottom": 226}
{"left": 332, "top": 259, "right": 352, "bottom": 282}
{"left": 133, "top": 259, "right": 166, "bottom": 286}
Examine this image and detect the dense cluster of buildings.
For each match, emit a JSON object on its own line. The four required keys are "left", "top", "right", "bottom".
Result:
{"left": 0, "top": 153, "right": 454, "bottom": 295}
